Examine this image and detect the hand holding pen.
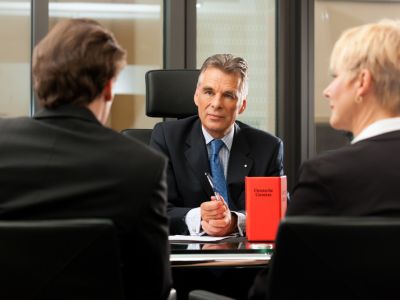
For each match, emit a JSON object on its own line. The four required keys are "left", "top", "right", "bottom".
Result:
{"left": 199, "top": 172, "right": 232, "bottom": 236}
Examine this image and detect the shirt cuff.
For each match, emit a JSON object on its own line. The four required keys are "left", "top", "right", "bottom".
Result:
{"left": 232, "top": 211, "right": 246, "bottom": 236}
{"left": 185, "top": 207, "right": 202, "bottom": 235}
{"left": 185, "top": 208, "right": 246, "bottom": 236}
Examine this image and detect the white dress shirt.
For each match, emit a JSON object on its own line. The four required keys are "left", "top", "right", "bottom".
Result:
{"left": 351, "top": 117, "right": 400, "bottom": 144}
{"left": 185, "top": 125, "right": 245, "bottom": 236}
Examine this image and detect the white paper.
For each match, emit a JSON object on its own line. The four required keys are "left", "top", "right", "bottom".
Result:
{"left": 168, "top": 235, "right": 232, "bottom": 242}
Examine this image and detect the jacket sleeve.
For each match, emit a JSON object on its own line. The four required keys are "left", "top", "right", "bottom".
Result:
{"left": 270, "top": 138, "right": 285, "bottom": 176}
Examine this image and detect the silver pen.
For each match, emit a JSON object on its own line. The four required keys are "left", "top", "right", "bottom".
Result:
{"left": 204, "top": 172, "right": 224, "bottom": 203}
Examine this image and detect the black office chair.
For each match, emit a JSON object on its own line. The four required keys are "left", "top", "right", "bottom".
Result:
{"left": 0, "top": 219, "right": 124, "bottom": 300}
{"left": 263, "top": 216, "right": 400, "bottom": 300}
{"left": 189, "top": 216, "right": 400, "bottom": 300}
{"left": 145, "top": 69, "right": 199, "bottom": 118}
{"left": 121, "top": 69, "right": 199, "bottom": 143}
{"left": 121, "top": 128, "right": 153, "bottom": 145}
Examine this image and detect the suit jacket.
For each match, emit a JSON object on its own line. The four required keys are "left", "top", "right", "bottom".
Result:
{"left": 287, "top": 130, "right": 400, "bottom": 216}
{"left": 150, "top": 116, "right": 284, "bottom": 234}
{"left": 0, "top": 105, "right": 171, "bottom": 300}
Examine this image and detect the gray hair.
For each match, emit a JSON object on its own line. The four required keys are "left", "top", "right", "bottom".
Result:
{"left": 199, "top": 54, "right": 249, "bottom": 99}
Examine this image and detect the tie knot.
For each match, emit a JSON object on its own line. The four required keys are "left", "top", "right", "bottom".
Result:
{"left": 211, "top": 139, "right": 224, "bottom": 156}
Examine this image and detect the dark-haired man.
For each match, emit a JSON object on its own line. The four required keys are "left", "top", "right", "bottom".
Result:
{"left": 0, "top": 19, "right": 171, "bottom": 300}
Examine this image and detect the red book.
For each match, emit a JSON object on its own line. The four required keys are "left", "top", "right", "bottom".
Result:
{"left": 245, "top": 176, "right": 287, "bottom": 241}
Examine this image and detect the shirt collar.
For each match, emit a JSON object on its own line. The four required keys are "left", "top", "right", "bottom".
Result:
{"left": 352, "top": 117, "right": 400, "bottom": 144}
{"left": 201, "top": 125, "right": 234, "bottom": 151}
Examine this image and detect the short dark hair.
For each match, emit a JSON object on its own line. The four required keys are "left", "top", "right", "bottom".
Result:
{"left": 199, "top": 54, "right": 249, "bottom": 97}
{"left": 32, "top": 18, "right": 126, "bottom": 108}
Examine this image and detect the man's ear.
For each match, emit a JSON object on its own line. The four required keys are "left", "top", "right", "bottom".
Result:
{"left": 194, "top": 88, "right": 199, "bottom": 107}
{"left": 356, "top": 69, "right": 373, "bottom": 97}
{"left": 103, "top": 79, "right": 113, "bottom": 102}
{"left": 238, "top": 99, "right": 247, "bottom": 114}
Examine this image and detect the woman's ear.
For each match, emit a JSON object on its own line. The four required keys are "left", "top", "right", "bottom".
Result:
{"left": 357, "top": 69, "right": 373, "bottom": 97}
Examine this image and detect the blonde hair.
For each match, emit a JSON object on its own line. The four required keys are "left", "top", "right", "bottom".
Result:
{"left": 330, "top": 19, "right": 400, "bottom": 113}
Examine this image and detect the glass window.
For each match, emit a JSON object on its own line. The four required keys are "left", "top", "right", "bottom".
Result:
{"left": 314, "top": 0, "right": 400, "bottom": 154}
{"left": 49, "top": 0, "right": 163, "bottom": 131}
{"left": 0, "top": 0, "right": 31, "bottom": 117}
{"left": 196, "top": 0, "right": 276, "bottom": 133}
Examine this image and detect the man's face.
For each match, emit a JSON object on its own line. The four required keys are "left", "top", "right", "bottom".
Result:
{"left": 194, "top": 67, "right": 246, "bottom": 139}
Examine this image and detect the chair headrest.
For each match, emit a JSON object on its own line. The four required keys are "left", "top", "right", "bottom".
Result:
{"left": 145, "top": 69, "right": 200, "bottom": 118}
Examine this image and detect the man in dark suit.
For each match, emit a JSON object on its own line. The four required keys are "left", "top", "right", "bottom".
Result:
{"left": 0, "top": 19, "right": 171, "bottom": 300}
{"left": 150, "top": 54, "right": 284, "bottom": 236}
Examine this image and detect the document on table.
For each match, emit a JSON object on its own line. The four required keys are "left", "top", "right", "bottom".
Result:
{"left": 169, "top": 235, "right": 233, "bottom": 242}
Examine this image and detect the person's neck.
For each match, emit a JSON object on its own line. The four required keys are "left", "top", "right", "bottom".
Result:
{"left": 87, "top": 96, "right": 110, "bottom": 125}
{"left": 351, "top": 102, "right": 398, "bottom": 136}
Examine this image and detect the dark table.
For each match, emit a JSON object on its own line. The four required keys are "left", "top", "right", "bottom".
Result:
{"left": 169, "top": 236, "right": 273, "bottom": 300}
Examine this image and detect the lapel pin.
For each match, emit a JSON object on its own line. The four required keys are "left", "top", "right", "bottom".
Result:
{"left": 244, "top": 164, "right": 247, "bottom": 168}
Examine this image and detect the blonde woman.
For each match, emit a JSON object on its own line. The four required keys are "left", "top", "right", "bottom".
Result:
{"left": 288, "top": 19, "right": 400, "bottom": 216}
{"left": 249, "top": 19, "right": 400, "bottom": 300}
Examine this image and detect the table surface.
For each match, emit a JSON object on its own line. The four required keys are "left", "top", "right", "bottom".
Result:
{"left": 169, "top": 236, "right": 274, "bottom": 267}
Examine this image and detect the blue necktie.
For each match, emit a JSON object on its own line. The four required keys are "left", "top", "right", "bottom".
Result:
{"left": 210, "top": 139, "right": 229, "bottom": 206}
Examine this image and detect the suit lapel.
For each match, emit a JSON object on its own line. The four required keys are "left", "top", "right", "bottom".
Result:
{"left": 227, "top": 124, "right": 253, "bottom": 186}
{"left": 184, "top": 120, "right": 214, "bottom": 197}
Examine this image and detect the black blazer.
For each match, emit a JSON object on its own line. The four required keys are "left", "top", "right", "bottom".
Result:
{"left": 287, "top": 130, "right": 400, "bottom": 216}
{"left": 0, "top": 105, "right": 171, "bottom": 300}
{"left": 150, "top": 116, "right": 284, "bottom": 234}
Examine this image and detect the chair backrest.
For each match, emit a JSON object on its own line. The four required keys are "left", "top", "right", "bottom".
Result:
{"left": 121, "top": 128, "right": 153, "bottom": 145}
{"left": 0, "top": 219, "right": 124, "bottom": 300}
{"left": 145, "top": 69, "right": 199, "bottom": 118}
{"left": 265, "top": 216, "right": 400, "bottom": 300}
